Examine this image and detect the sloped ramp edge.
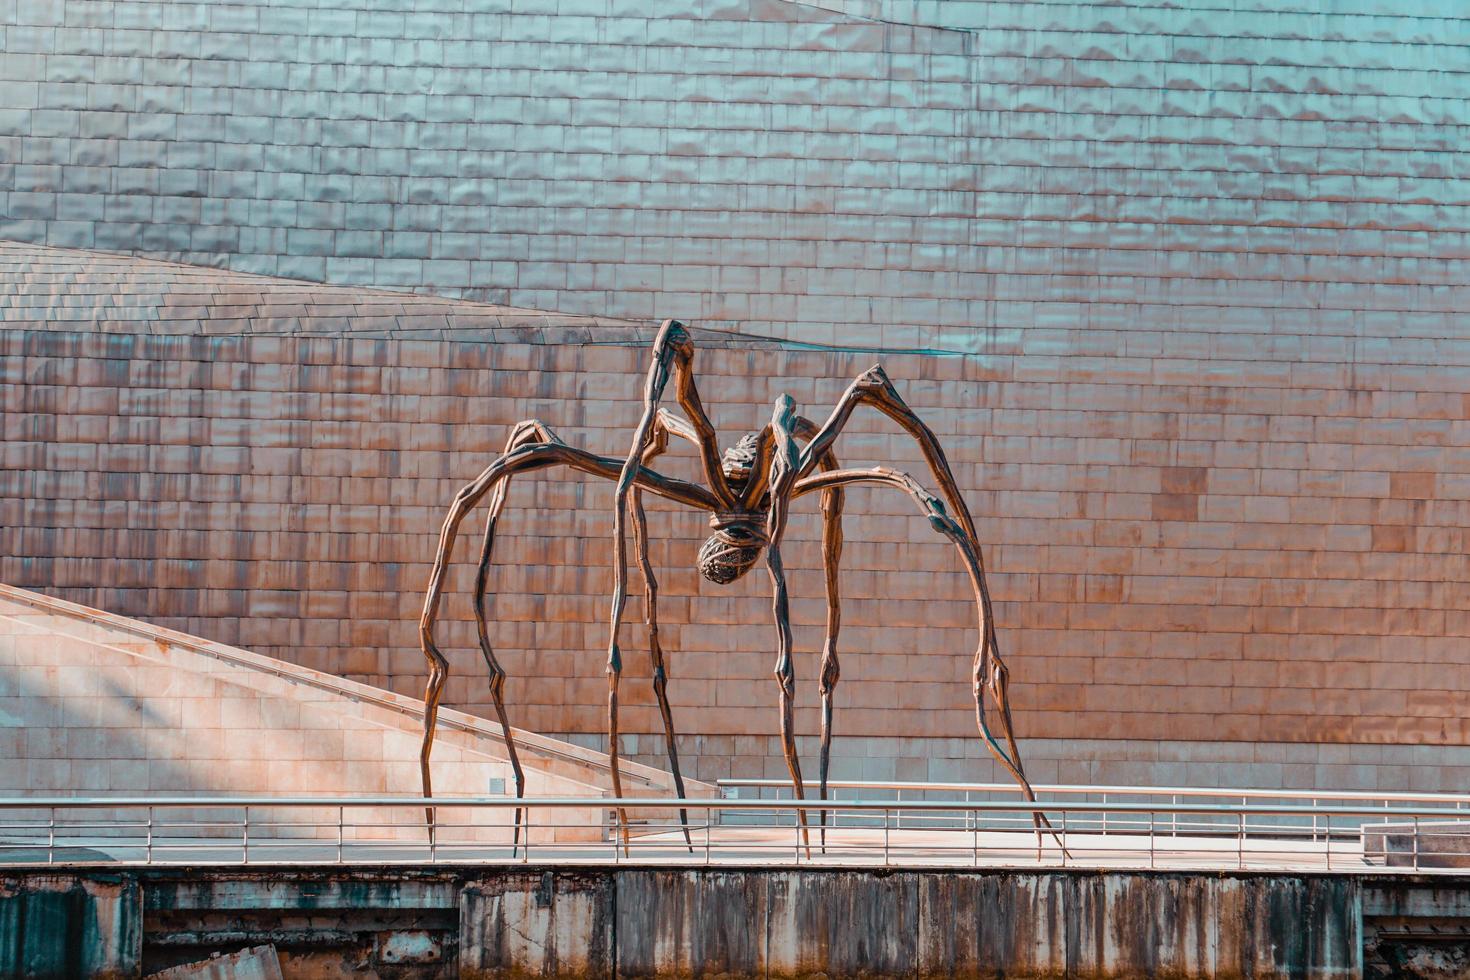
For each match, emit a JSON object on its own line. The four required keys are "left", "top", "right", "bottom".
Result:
{"left": 0, "top": 582, "right": 707, "bottom": 800}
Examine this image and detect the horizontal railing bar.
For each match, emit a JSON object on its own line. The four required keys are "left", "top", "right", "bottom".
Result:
{"left": 716, "top": 778, "right": 1470, "bottom": 806}
{"left": 0, "top": 796, "right": 1468, "bottom": 819}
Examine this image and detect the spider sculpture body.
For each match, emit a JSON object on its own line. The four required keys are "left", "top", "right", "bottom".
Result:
{"left": 417, "top": 319, "right": 1056, "bottom": 851}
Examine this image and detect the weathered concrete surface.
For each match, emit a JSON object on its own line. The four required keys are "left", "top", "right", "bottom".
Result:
{"left": 461, "top": 872, "right": 613, "bottom": 979}
{"left": 145, "top": 944, "right": 283, "bottom": 980}
{"left": 1070, "top": 874, "right": 1360, "bottom": 979}
{"left": 614, "top": 870, "right": 769, "bottom": 978}
{"left": 919, "top": 872, "right": 1068, "bottom": 975}
{"left": 0, "top": 873, "right": 141, "bottom": 979}
{"left": 587, "top": 869, "right": 1361, "bottom": 978}
{"left": 767, "top": 870, "right": 920, "bottom": 978}
{"left": 1363, "top": 880, "right": 1470, "bottom": 980}
{"left": 0, "top": 865, "right": 1421, "bottom": 978}
{"left": 142, "top": 871, "right": 460, "bottom": 978}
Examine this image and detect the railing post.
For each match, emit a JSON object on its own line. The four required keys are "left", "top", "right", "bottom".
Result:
{"left": 1236, "top": 811, "right": 1244, "bottom": 870}
{"left": 336, "top": 805, "right": 343, "bottom": 864}
{"left": 1325, "top": 812, "right": 1332, "bottom": 871}
{"left": 1149, "top": 811, "right": 1155, "bottom": 870}
{"left": 47, "top": 808, "right": 55, "bottom": 866}
{"left": 146, "top": 807, "right": 154, "bottom": 866}
{"left": 883, "top": 807, "right": 890, "bottom": 866}
{"left": 1413, "top": 815, "right": 1420, "bottom": 871}
{"left": 242, "top": 806, "right": 250, "bottom": 865}
{"left": 1061, "top": 809, "right": 1068, "bottom": 868}
{"left": 972, "top": 800, "right": 979, "bottom": 867}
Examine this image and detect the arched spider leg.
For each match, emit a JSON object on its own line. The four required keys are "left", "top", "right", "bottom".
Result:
{"left": 792, "top": 417, "right": 844, "bottom": 851}
{"left": 609, "top": 320, "right": 736, "bottom": 848}
{"left": 630, "top": 408, "right": 705, "bottom": 850}
{"left": 419, "top": 441, "right": 719, "bottom": 836}
{"left": 795, "top": 467, "right": 1068, "bottom": 856}
{"left": 798, "top": 365, "right": 979, "bottom": 542}
{"left": 765, "top": 395, "right": 811, "bottom": 856}
{"left": 464, "top": 419, "right": 565, "bottom": 855}
{"left": 796, "top": 367, "right": 1052, "bottom": 830}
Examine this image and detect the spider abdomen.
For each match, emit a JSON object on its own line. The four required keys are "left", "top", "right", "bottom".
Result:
{"left": 698, "top": 517, "right": 766, "bottom": 584}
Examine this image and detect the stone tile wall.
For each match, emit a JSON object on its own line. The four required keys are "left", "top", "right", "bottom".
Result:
{"left": 0, "top": 582, "right": 692, "bottom": 841}
{"left": 4, "top": 242, "right": 1470, "bottom": 792}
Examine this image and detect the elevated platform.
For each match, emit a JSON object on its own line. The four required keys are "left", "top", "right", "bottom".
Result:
{"left": 3, "top": 863, "right": 1442, "bottom": 978}
{"left": 6, "top": 584, "right": 1470, "bottom": 975}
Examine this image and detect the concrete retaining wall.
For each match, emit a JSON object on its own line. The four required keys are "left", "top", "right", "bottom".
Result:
{"left": 476, "top": 869, "right": 1361, "bottom": 978}
{"left": 0, "top": 874, "right": 140, "bottom": 979}
{"left": 2, "top": 866, "right": 1378, "bottom": 978}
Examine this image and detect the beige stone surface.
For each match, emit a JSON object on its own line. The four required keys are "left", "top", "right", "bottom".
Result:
{"left": 0, "top": 582, "right": 701, "bottom": 842}
{"left": 4, "top": 241, "right": 1469, "bottom": 795}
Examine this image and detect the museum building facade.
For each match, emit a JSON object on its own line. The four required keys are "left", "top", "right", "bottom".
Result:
{"left": 2, "top": 0, "right": 1468, "bottom": 791}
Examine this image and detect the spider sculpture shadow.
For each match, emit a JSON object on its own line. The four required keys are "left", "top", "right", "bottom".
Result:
{"left": 417, "top": 318, "right": 1060, "bottom": 853}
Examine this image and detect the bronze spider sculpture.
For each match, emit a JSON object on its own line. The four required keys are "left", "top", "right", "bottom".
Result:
{"left": 417, "top": 319, "right": 1058, "bottom": 851}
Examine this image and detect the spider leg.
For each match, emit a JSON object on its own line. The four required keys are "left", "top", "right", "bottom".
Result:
{"left": 419, "top": 648, "right": 448, "bottom": 832}
{"left": 793, "top": 417, "right": 843, "bottom": 852}
{"left": 799, "top": 364, "right": 980, "bottom": 543}
{"left": 816, "top": 488, "right": 842, "bottom": 852}
{"left": 419, "top": 441, "right": 718, "bottom": 838}
{"left": 608, "top": 328, "right": 679, "bottom": 849}
{"left": 797, "top": 368, "right": 1058, "bottom": 847}
{"left": 632, "top": 413, "right": 694, "bottom": 850}
{"left": 766, "top": 395, "right": 810, "bottom": 857}
{"left": 982, "top": 649, "right": 1028, "bottom": 805}
{"left": 794, "top": 467, "right": 1069, "bottom": 858}
{"left": 468, "top": 419, "right": 564, "bottom": 855}
{"left": 609, "top": 320, "right": 735, "bottom": 850}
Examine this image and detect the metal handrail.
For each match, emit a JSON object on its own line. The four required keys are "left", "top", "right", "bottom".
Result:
{"left": 0, "top": 795, "right": 1465, "bottom": 819}
{"left": 715, "top": 778, "right": 1470, "bottom": 806}
{"left": 2, "top": 792, "right": 1466, "bottom": 871}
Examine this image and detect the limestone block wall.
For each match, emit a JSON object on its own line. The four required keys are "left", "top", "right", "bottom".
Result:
{"left": 5, "top": 242, "right": 1470, "bottom": 793}
{"left": 0, "top": 583, "right": 692, "bottom": 843}
{"left": 1, "top": 0, "right": 1465, "bottom": 349}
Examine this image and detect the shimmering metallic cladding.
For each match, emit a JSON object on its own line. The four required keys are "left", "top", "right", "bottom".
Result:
{"left": 1, "top": 1, "right": 1466, "bottom": 348}
{"left": 6, "top": 240, "right": 1470, "bottom": 795}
